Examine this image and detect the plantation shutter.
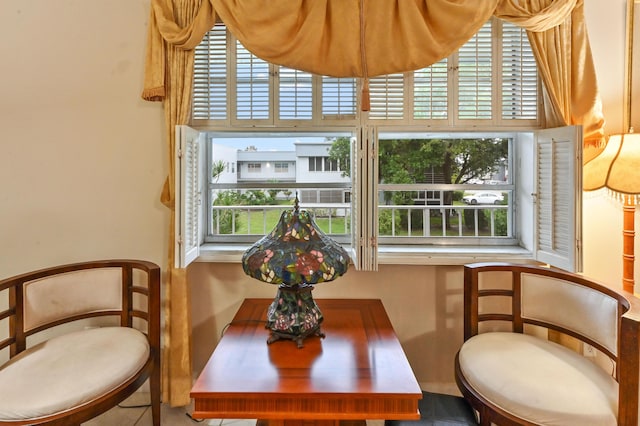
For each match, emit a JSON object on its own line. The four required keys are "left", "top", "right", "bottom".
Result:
{"left": 278, "top": 67, "right": 313, "bottom": 120}
{"left": 193, "top": 23, "right": 227, "bottom": 121}
{"left": 413, "top": 58, "right": 449, "bottom": 120}
{"left": 534, "top": 125, "right": 582, "bottom": 272}
{"left": 501, "top": 21, "right": 538, "bottom": 121}
{"left": 175, "top": 125, "right": 205, "bottom": 268}
{"left": 457, "top": 20, "right": 493, "bottom": 120}
{"left": 368, "top": 73, "right": 405, "bottom": 120}
{"left": 322, "top": 76, "right": 357, "bottom": 119}
{"left": 235, "top": 41, "right": 271, "bottom": 121}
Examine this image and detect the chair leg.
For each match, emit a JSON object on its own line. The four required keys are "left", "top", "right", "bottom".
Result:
{"left": 478, "top": 406, "right": 491, "bottom": 426}
{"left": 150, "top": 361, "right": 161, "bottom": 426}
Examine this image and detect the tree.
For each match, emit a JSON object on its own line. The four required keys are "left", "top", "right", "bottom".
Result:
{"left": 328, "top": 136, "right": 508, "bottom": 231}
{"left": 328, "top": 137, "right": 351, "bottom": 178}
{"left": 212, "top": 160, "right": 226, "bottom": 182}
{"left": 328, "top": 136, "right": 507, "bottom": 185}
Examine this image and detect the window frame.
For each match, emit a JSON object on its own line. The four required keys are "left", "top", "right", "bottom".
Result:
{"left": 374, "top": 129, "right": 516, "bottom": 247}
{"left": 176, "top": 124, "right": 582, "bottom": 273}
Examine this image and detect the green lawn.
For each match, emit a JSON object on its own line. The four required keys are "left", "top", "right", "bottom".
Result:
{"left": 215, "top": 201, "right": 503, "bottom": 237}
{"left": 230, "top": 208, "right": 350, "bottom": 235}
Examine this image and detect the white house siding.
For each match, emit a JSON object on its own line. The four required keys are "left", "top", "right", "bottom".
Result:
{"left": 236, "top": 150, "right": 297, "bottom": 182}
{"left": 294, "top": 142, "right": 350, "bottom": 185}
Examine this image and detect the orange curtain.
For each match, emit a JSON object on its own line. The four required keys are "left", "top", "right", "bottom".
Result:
{"left": 496, "top": 0, "right": 605, "bottom": 150}
{"left": 142, "top": 0, "right": 215, "bottom": 407}
{"left": 212, "top": 0, "right": 498, "bottom": 78}
{"left": 141, "top": 0, "right": 605, "bottom": 405}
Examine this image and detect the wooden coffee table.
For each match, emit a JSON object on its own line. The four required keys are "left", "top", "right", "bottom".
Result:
{"left": 190, "top": 298, "right": 422, "bottom": 425}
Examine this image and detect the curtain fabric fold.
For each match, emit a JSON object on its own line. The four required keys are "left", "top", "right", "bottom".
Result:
{"left": 212, "top": 0, "right": 499, "bottom": 78}
{"left": 496, "top": 0, "right": 605, "bottom": 148}
{"left": 141, "top": 0, "right": 606, "bottom": 405}
{"left": 143, "top": 0, "right": 213, "bottom": 407}
{"left": 142, "top": 0, "right": 215, "bottom": 101}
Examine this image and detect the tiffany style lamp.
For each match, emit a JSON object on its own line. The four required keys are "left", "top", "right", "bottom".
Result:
{"left": 241, "top": 197, "right": 350, "bottom": 347}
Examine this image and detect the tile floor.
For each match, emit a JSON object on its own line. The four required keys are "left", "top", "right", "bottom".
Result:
{"left": 84, "top": 392, "right": 255, "bottom": 426}
{"left": 83, "top": 393, "right": 386, "bottom": 426}
{"left": 85, "top": 384, "right": 462, "bottom": 425}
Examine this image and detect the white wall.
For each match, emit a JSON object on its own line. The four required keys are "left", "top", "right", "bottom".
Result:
{"left": 0, "top": 0, "right": 633, "bottom": 393}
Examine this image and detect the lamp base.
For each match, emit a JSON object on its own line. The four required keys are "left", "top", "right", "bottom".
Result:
{"left": 266, "top": 284, "right": 325, "bottom": 348}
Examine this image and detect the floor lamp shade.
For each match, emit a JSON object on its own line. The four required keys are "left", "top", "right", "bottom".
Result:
{"left": 584, "top": 133, "right": 640, "bottom": 201}
{"left": 584, "top": 133, "right": 640, "bottom": 293}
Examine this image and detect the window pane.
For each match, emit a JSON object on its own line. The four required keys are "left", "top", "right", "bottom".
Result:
{"left": 378, "top": 138, "right": 508, "bottom": 185}
{"left": 377, "top": 137, "right": 511, "bottom": 240}
{"left": 208, "top": 134, "right": 352, "bottom": 242}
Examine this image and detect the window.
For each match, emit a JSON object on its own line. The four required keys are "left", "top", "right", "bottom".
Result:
{"left": 308, "top": 156, "right": 340, "bottom": 172}
{"left": 179, "top": 19, "right": 582, "bottom": 273}
{"left": 247, "top": 163, "right": 261, "bottom": 173}
{"left": 274, "top": 162, "right": 289, "bottom": 173}
{"left": 324, "top": 158, "right": 339, "bottom": 172}
{"left": 309, "top": 157, "right": 323, "bottom": 172}
{"left": 375, "top": 135, "right": 513, "bottom": 244}
{"left": 195, "top": 132, "right": 352, "bottom": 247}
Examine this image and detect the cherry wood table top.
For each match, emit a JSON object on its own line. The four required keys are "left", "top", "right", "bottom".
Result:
{"left": 190, "top": 298, "right": 422, "bottom": 421}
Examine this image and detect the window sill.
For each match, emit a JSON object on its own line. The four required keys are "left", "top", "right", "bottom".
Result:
{"left": 196, "top": 244, "right": 534, "bottom": 266}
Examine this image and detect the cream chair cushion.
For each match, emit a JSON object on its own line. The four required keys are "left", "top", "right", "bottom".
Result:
{"left": 458, "top": 332, "right": 618, "bottom": 426}
{"left": 521, "top": 273, "right": 620, "bottom": 356}
{"left": 0, "top": 326, "right": 150, "bottom": 421}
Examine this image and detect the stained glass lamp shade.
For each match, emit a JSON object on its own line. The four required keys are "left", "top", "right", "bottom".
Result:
{"left": 241, "top": 198, "right": 350, "bottom": 347}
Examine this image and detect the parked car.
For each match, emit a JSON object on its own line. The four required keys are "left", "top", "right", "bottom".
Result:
{"left": 462, "top": 192, "right": 504, "bottom": 205}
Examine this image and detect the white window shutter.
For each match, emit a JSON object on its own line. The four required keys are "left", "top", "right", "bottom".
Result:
{"left": 322, "top": 76, "right": 357, "bottom": 119}
{"left": 457, "top": 20, "right": 493, "bottom": 120}
{"left": 193, "top": 23, "right": 227, "bottom": 121}
{"left": 352, "top": 127, "right": 378, "bottom": 271}
{"left": 501, "top": 21, "right": 538, "bottom": 120}
{"left": 534, "top": 125, "right": 583, "bottom": 272}
{"left": 235, "top": 41, "right": 271, "bottom": 121}
{"left": 175, "top": 125, "right": 204, "bottom": 268}
{"left": 278, "top": 67, "right": 313, "bottom": 120}
{"left": 413, "top": 58, "right": 448, "bottom": 120}
{"left": 368, "top": 73, "right": 405, "bottom": 120}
